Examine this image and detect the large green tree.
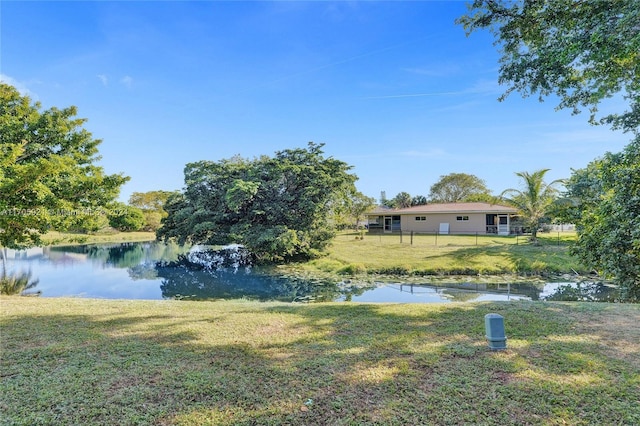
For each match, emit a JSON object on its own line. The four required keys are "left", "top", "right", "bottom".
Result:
{"left": 500, "top": 169, "right": 562, "bottom": 242}
{"left": 0, "top": 83, "right": 129, "bottom": 248}
{"left": 389, "top": 192, "right": 412, "bottom": 209}
{"left": 429, "top": 173, "right": 490, "bottom": 203}
{"left": 157, "top": 143, "right": 357, "bottom": 262}
{"left": 129, "top": 190, "right": 175, "bottom": 231}
{"left": 330, "top": 190, "right": 375, "bottom": 230}
{"left": 457, "top": 1, "right": 640, "bottom": 298}
{"left": 107, "top": 202, "right": 145, "bottom": 232}
{"left": 560, "top": 139, "right": 640, "bottom": 301}
{"left": 457, "top": 0, "right": 640, "bottom": 134}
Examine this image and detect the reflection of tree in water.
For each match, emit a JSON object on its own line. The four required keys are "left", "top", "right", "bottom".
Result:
{"left": 420, "top": 282, "right": 544, "bottom": 301}
{"left": 156, "top": 265, "right": 369, "bottom": 302}
{"left": 157, "top": 246, "right": 374, "bottom": 302}
{"left": 543, "top": 282, "right": 621, "bottom": 302}
{"left": 50, "top": 242, "right": 189, "bottom": 273}
{"left": 50, "top": 243, "right": 144, "bottom": 268}
{"left": 128, "top": 263, "right": 159, "bottom": 281}
{"left": 439, "top": 290, "right": 481, "bottom": 302}
{"left": 127, "top": 243, "right": 190, "bottom": 281}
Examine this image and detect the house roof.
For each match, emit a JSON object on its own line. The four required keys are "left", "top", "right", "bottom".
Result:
{"left": 368, "top": 202, "right": 518, "bottom": 215}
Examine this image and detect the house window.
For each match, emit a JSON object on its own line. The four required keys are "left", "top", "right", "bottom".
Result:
{"left": 456, "top": 216, "right": 469, "bottom": 221}
{"left": 415, "top": 216, "right": 426, "bottom": 221}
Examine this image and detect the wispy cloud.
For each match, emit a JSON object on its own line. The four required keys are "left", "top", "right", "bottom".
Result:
{"left": 466, "top": 78, "right": 502, "bottom": 96}
{"left": 0, "top": 74, "right": 35, "bottom": 97}
{"left": 402, "top": 64, "right": 461, "bottom": 77}
{"left": 363, "top": 91, "right": 463, "bottom": 100}
{"left": 362, "top": 78, "right": 502, "bottom": 100}
{"left": 120, "top": 75, "right": 133, "bottom": 88}
{"left": 97, "top": 74, "right": 109, "bottom": 86}
{"left": 253, "top": 35, "right": 438, "bottom": 92}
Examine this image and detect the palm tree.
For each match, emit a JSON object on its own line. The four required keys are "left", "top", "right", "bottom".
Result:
{"left": 391, "top": 192, "right": 412, "bottom": 209}
{"left": 501, "top": 169, "right": 563, "bottom": 242}
{"left": 1, "top": 268, "right": 40, "bottom": 296}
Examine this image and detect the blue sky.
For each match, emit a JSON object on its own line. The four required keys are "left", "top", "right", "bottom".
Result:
{"left": 1, "top": 1, "right": 631, "bottom": 203}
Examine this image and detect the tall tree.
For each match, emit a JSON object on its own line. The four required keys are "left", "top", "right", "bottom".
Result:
{"left": 157, "top": 143, "right": 357, "bottom": 262}
{"left": 129, "top": 190, "right": 175, "bottom": 231}
{"left": 560, "top": 139, "right": 640, "bottom": 301}
{"left": 411, "top": 195, "right": 428, "bottom": 206}
{"left": 500, "top": 169, "right": 562, "bottom": 242}
{"left": 457, "top": 0, "right": 640, "bottom": 134}
{"left": 0, "top": 83, "right": 128, "bottom": 248}
{"left": 330, "top": 190, "right": 375, "bottom": 229}
{"left": 389, "top": 192, "right": 412, "bottom": 209}
{"left": 429, "top": 173, "right": 490, "bottom": 203}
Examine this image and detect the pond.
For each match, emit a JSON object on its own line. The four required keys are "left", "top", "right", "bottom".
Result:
{"left": 1, "top": 241, "right": 619, "bottom": 303}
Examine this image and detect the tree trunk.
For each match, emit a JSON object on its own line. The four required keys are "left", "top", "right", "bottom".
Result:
{"left": 530, "top": 227, "right": 539, "bottom": 244}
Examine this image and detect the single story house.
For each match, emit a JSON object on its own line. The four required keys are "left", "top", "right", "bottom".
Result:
{"left": 366, "top": 202, "right": 519, "bottom": 235}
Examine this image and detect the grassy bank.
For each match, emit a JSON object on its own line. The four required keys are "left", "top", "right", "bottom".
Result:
{"left": 1, "top": 297, "right": 638, "bottom": 425}
{"left": 41, "top": 231, "right": 156, "bottom": 246}
{"left": 297, "top": 231, "right": 586, "bottom": 277}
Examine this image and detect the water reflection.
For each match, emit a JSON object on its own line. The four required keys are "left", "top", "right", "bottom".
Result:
{"left": 541, "top": 281, "right": 621, "bottom": 302}
{"left": 156, "top": 265, "right": 371, "bottom": 302}
{"left": 48, "top": 242, "right": 187, "bottom": 270}
{"left": 345, "top": 282, "right": 537, "bottom": 303}
{"left": 0, "top": 242, "right": 625, "bottom": 303}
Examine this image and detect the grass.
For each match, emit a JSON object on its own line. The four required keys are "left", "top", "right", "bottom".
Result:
{"left": 1, "top": 297, "right": 638, "bottom": 425}
{"left": 41, "top": 231, "right": 156, "bottom": 246}
{"left": 297, "top": 231, "right": 585, "bottom": 277}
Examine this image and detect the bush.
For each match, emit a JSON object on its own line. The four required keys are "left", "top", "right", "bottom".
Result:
{"left": 337, "top": 263, "right": 367, "bottom": 275}
{"left": 1, "top": 270, "right": 40, "bottom": 296}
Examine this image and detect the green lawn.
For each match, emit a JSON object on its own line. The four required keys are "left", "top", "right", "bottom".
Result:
{"left": 1, "top": 297, "right": 638, "bottom": 425}
{"left": 298, "top": 231, "right": 586, "bottom": 277}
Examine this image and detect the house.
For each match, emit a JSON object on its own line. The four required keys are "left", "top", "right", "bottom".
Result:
{"left": 366, "top": 202, "right": 519, "bottom": 235}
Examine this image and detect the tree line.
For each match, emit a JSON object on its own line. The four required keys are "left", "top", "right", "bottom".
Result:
{"left": 380, "top": 172, "right": 495, "bottom": 209}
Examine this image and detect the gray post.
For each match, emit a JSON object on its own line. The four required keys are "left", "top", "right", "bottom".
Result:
{"left": 485, "top": 313, "right": 507, "bottom": 350}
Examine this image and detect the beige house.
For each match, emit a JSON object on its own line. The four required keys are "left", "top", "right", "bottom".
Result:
{"left": 366, "top": 202, "right": 519, "bottom": 235}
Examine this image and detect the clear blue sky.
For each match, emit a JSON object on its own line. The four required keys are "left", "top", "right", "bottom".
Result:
{"left": 1, "top": 1, "right": 630, "bottom": 203}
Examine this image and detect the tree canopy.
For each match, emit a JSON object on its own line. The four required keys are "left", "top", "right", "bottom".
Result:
{"left": 429, "top": 173, "right": 491, "bottom": 203}
{"left": 458, "top": 1, "right": 640, "bottom": 299}
{"left": 390, "top": 192, "right": 413, "bottom": 209}
{"left": 107, "top": 202, "right": 145, "bottom": 232}
{"left": 157, "top": 143, "right": 358, "bottom": 262}
{"left": 330, "top": 190, "right": 375, "bottom": 230}
{"left": 129, "top": 190, "right": 175, "bottom": 231}
{"left": 559, "top": 138, "right": 640, "bottom": 300}
{"left": 411, "top": 195, "right": 428, "bottom": 206}
{"left": 457, "top": 0, "right": 640, "bottom": 134}
{"left": 0, "top": 83, "right": 129, "bottom": 248}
